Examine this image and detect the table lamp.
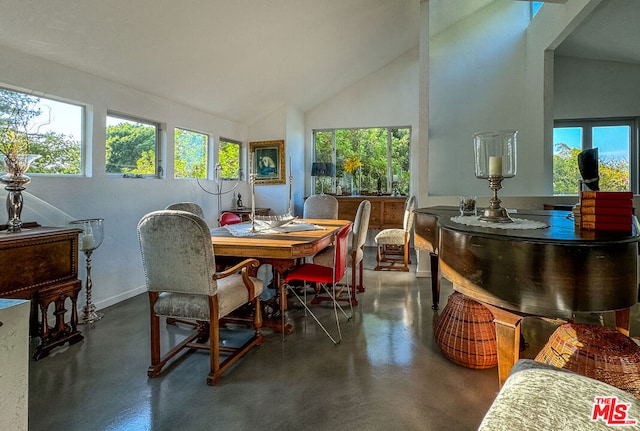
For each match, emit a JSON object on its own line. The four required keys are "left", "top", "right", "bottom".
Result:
{"left": 311, "top": 162, "right": 335, "bottom": 194}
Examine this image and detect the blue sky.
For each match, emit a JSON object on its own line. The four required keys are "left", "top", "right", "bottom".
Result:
{"left": 553, "top": 126, "right": 630, "bottom": 161}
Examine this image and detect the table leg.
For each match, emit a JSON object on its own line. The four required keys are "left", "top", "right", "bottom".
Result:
{"left": 260, "top": 260, "right": 294, "bottom": 335}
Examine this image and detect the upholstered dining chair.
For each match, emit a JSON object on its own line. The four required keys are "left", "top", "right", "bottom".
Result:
{"left": 283, "top": 223, "right": 352, "bottom": 344}
{"left": 313, "top": 199, "right": 371, "bottom": 305}
{"left": 219, "top": 211, "right": 242, "bottom": 226}
{"left": 374, "top": 195, "right": 415, "bottom": 272}
{"left": 165, "top": 202, "right": 205, "bottom": 220}
{"left": 137, "top": 209, "right": 264, "bottom": 385}
{"left": 303, "top": 194, "right": 339, "bottom": 219}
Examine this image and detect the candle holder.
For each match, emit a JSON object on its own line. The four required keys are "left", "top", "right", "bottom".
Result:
{"left": 249, "top": 174, "right": 258, "bottom": 232}
{"left": 473, "top": 130, "right": 517, "bottom": 223}
{"left": 69, "top": 218, "right": 105, "bottom": 324}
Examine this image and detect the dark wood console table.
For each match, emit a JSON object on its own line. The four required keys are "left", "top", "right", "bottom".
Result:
{"left": 414, "top": 206, "right": 640, "bottom": 385}
{"left": 0, "top": 226, "right": 84, "bottom": 359}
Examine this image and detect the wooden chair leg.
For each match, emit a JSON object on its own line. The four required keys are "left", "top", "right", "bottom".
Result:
{"left": 357, "top": 260, "right": 365, "bottom": 292}
{"left": 208, "top": 297, "right": 221, "bottom": 386}
{"left": 253, "top": 297, "right": 263, "bottom": 338}
{"left": 148, "top": 292, "right": 162, "bottom": 377}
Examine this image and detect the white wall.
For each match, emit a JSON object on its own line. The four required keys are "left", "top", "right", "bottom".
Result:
{"left": 0, "top": 44, "right": 249, "bottom": 309}
{"left": 247, "top": 105, "right": 293, "bottom": 216}
{"left": 427, "top": 0, "right": 595, "bottom": 198}
{"left": 555, "top": 56, "right": 640, "bottom": 119}
{"left": 305, "top": 48, "right": 420, "bottom": 197}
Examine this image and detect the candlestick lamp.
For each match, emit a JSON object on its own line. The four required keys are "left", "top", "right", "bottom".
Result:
{"left": 473, "top": 130, "right": 517, "bottom": 223}
{"left": 69, "top": 218, "right": 105, "bottom": 323}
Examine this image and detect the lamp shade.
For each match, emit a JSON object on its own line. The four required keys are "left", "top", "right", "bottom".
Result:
{"left": 311, "top": 162, "right": 335, "bottom": 177}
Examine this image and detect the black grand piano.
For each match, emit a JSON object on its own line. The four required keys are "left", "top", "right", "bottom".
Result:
{"left": 414, "top": 206, "right": 639, "bottom": 385}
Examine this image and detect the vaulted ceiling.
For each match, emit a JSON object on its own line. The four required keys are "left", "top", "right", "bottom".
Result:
{"left": 0, "top": 0, "right": 423, "bottom": 124}
{"left": 0, "top": 0, "right": 633, "bottom": 125}
{"left": 555, "top": 0, "right": 640, "bottom": 65}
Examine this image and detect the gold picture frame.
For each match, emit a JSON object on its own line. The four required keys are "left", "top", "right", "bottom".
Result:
{"left": 249, "top": 140, "right": 286, "bottom": 185}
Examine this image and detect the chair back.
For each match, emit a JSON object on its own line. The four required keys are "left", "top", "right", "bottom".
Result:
{"left": 138, "top": 210, "right": 217, "bottom": 296}
{"left": 334, "top": 223, "right": 352, "bottom": 282}
{"left": 165, "top": 202, "right": 205, "bottom": 220}
{"left": 352, "top": 200, "right": 371, "bottom": 251}
{"left": 220, "top": 211, "right": 242, "bottom": 226}
{"left": 403, "top": 196, "right": 416, "bottom": 232}
{"left": 304, "top": 194, "right": 339, "bottom": 219}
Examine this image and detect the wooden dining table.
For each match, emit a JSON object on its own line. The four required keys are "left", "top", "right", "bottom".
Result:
{"left": 210, "top": 218, "right": 352, "bottom": 334}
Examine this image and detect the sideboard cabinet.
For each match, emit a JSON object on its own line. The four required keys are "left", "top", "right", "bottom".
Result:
{"left": 336, "top": 196, "right": 406, "bottom": 229}
{"left": 0, "top": 226, "right": 83, "bottom": 359}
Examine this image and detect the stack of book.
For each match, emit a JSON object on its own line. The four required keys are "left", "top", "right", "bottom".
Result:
{"left": 580, "top": 191, "right": 634, "bottom": 231}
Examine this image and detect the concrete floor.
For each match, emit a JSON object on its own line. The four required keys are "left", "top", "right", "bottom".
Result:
{"left": 30, "top": 248, "right": 637, "bottom": 431}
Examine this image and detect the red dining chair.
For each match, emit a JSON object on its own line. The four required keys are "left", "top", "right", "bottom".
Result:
{"left": 283, "top": 223, "right": 353, "bottom": 344}
{"left": 219, "top": 211, "right": 242, "bottom": 226}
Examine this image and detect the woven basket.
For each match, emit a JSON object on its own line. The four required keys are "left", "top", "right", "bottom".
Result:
{"left": 433, "top": 292, "right": 497, "bottom": 369}
{"left": 535, "top": 322, "right": 640, "bottom": 398}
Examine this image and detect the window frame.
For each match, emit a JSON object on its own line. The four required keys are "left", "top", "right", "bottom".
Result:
{"left": 553, "top": 117, "right": 639, "bottom": 194}
{"left": 218, "top": 137, "right": 243, "bottom": 181}
{"left": 105, "top": 111, "right": 162, "bottom": 178}
{"left": 312, "top": 126, "right": 411, "bottom": 195}
{"left": 0, "top": 86, "right": 86, "bottom": 176}
{"left": 173, "top": 127, "right": 209, "bottom": 180}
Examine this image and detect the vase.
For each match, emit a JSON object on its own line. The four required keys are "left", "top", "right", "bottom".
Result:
{"left": 0, "top": 154, "right": 40, "bottom": 232}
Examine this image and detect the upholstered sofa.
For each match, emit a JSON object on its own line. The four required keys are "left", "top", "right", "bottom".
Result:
{"left": 478, "top": 359, "right": 640, "bottom": 430}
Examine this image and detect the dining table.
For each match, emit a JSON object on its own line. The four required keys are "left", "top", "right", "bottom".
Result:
{"left": 210, "top": 218, "right": 352, "bottom": 334}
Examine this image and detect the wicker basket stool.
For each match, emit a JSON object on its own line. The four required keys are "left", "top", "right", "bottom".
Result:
{"left": 433, "top": 292, "right": 497, "bottom": 369}
{"left": 535, "top": 322, "right": 640, "bottom": 398}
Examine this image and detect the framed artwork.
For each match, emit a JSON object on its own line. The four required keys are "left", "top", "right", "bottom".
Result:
{"left": 249, "top": 140, "right": 285, "bottom": 185}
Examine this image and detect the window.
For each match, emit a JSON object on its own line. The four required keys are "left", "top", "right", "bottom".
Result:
{"left": 106, "top": 113, "right": 160, "bottom": 177}
{"left": 553, "top": 118, "right": 636, "bottom": 194}
{"left": 531, "top": 2, "right": 543, "bottom": 18}
{"left": 313, "top": 127, "right": 410, "bottom": 195}
{"left": 0, "top": 87, "right": 83, "bottom": 175}
{"left": 218, "top": 138, "right": 241, "bottom": 180}
{"left": 174, "top": 128, "right": 207, "bottom": 179}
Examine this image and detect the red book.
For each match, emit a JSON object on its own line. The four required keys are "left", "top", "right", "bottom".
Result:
{"left": 581, "top": 221, "right": 633, "bottom": 232}
{"left": 581, "top": 198, "right": 633, "bottom": 208}
{"left": 581, "top": 214, "right": 633, "bottom": 224}
{"left": 581, "top": 191, "right": 633, "bottom": 200}
{"left": 580, "top": 206, "right": 633, "bottom": 215}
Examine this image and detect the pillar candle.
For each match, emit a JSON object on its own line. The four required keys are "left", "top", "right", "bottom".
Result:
{"left": 489, "top": 156, "right": 502, "bottom": 176}
{"left": 81, "top": 234, "right": 95, "bottom": 251}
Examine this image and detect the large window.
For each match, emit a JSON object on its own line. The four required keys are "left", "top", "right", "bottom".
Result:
{"left": 106, "top": 113, "right": 160, "bottom": 177}
{"left": 218, "top": 138, "right": 241, "bottom": 180}
{"left": 174, "top": 128, "right": 207, "bottom": 179}
{"left": 313, "top": 127, "right": 410, "bottom": 195}
{"left": 553, "top": 118, "right": 636, "bottom": 194}
{"left": 0, "top": 88, "right": 83, "bottom": 175}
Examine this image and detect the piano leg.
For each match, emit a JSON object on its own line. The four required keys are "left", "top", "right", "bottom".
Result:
{"left": 615, "top": 308, "right": 631, "bottom": 336}
{"left": 430, "top": 253, "right": 440, "bottom": 310}
{"left": 484, "top": 304, "right": 524, "bottom": 388}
